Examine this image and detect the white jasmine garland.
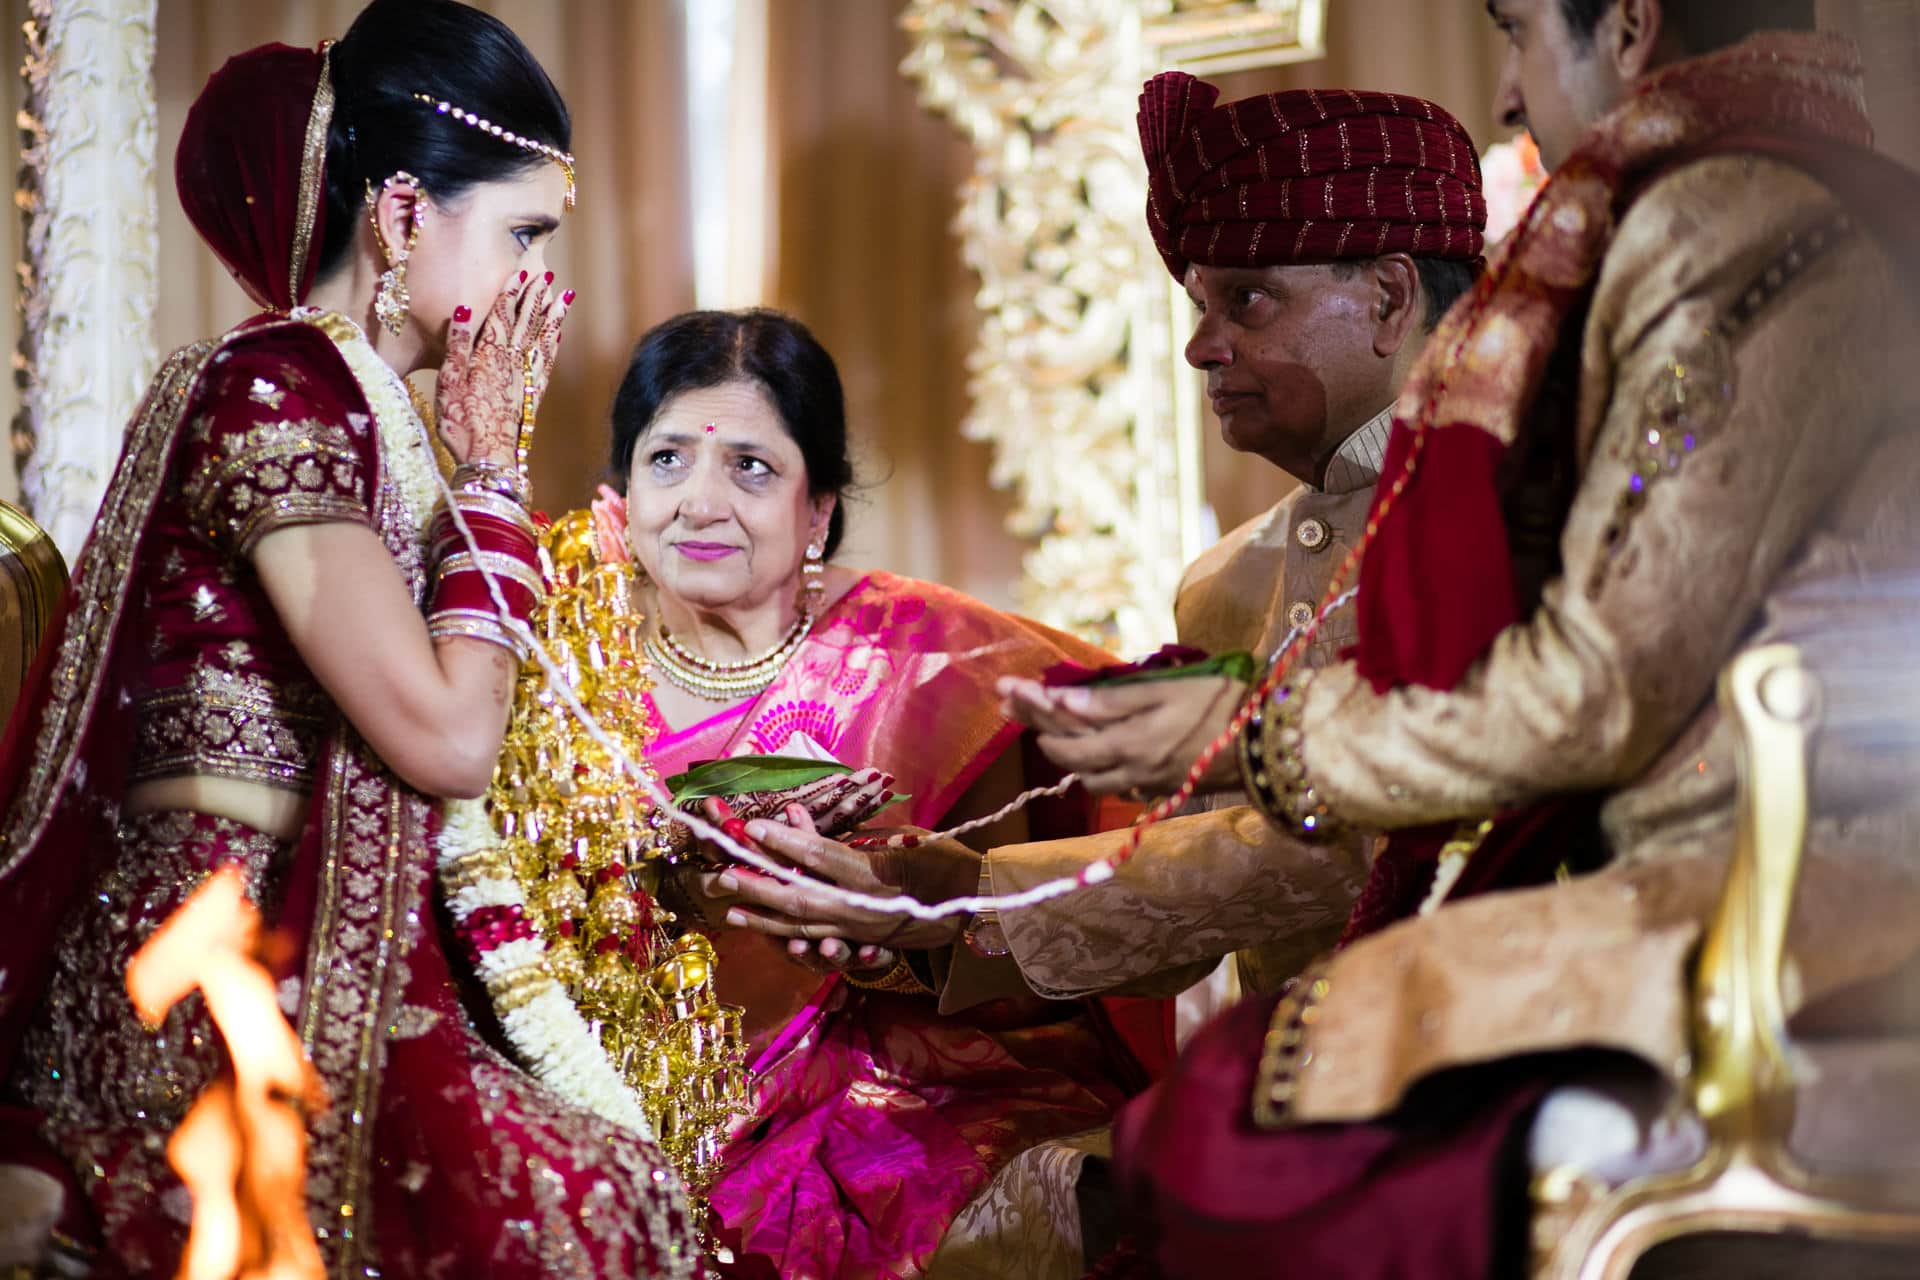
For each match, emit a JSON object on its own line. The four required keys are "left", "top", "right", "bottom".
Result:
{"left": 436, "top": 796, "right": 656, "bottom": 1137}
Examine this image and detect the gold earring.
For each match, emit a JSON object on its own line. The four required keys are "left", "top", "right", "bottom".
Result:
{"left": 368, "top": 171, "right": 424, "bottom": 334}
{"left": 802, "top": 543, "right": 826, "bottom": 613}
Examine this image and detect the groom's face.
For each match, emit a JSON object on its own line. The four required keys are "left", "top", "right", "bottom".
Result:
{"left": 1488, "top": 0, "right": 1629, "bottom": 171}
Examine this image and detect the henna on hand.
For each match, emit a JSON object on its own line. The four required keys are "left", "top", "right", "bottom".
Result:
{"left": 435, "top": 269, "right": 574, "bottom": 466}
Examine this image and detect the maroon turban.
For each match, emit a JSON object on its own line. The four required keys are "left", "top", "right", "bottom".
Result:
{"left": 176, "top": 42, "right": 335, "bottom": 312}
{"left": 1138, "top": 72, "right": 1486, "bottom": 279}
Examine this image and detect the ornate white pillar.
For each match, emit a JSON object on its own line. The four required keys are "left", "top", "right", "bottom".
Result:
{"left": 18, "top": 0, "right": 160, "bottom": 561}
{"left": 901, "top": 0, "right": 1324, "bottom": 651}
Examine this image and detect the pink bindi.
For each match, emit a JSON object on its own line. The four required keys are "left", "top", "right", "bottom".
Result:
{"left": 702, "top": 422, "right": 717, "bottom": 434}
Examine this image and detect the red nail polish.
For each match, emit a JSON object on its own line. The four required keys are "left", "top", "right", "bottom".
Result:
{"left": 722, "top": 819, "right": 752, "bottom": 844}
{"left": 879, "top": 790, "right": 894, "bottom": 803}
{"left": 452, "top": 304, "right": 471, "bottom": 323}
{"left": 561, "top": 289, "right": 576, "bottom": 305}
{"left": 518, "top": 269, "right": 528, "bottom": 283}
{"left": 901, "top": 835, "right": 922, "bottom": 849}
{"left": 543, "top": 271, "right": 554, "bottom": 285}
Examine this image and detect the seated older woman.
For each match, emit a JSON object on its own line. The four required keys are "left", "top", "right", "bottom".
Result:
{"left": 597, "top": 308, "right": 1151, "bottom": 1280}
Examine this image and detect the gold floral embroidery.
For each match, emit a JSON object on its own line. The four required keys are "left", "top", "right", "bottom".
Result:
{"left": 298, "top": 740, "right": 425, "bottom": 1276}
{"left": 248, "top": 376, "right": 286, "bottom": 408}
{"left": 130, "top": 660, "right": 329, "bottom": 790}
{"left": 466, "top": 1049, "right": 701, "bottom": 1278}
{"left": 188, "top": 583, "right": 225, "bottom": 623}
{"left": 9, "top": 811, "right": 287, "bottom": 1148}
{"left": 179, "top": 415, "right": 371, "bottom": 556}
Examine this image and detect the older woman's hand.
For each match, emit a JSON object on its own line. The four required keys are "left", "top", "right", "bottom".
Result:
{"left": 693, "top": 806, "right": 979, "bottom": 952}
{"left": 998, "top": 674, "right": 1246, "bottom": 797}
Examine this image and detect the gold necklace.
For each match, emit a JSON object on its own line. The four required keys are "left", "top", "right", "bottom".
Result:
{"left": 644, "top": 609, "right": 814, "bottom": 701}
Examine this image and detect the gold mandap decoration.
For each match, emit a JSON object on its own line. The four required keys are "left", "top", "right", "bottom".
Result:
{"left": 901, "top": 0, "right": 1326, "bottom": 652}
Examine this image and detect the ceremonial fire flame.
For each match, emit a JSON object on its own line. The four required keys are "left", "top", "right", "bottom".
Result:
{"left": 124, "top": 867, "right": 328, "bottom": 1280}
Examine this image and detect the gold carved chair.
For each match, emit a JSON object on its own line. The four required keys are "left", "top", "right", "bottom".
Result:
{"left": 1541, "top": 643, "right": 1920, "bottom": 1278}
{"left": 0, "top": 501, "right": 70, "bottom": 1280}
{"left": 0, "top": 497, "right": 67, "bottom": 730}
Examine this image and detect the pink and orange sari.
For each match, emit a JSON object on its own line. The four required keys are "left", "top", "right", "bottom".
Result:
{"left": 645, "top": 571, "right": 1148, "bottom": 1279}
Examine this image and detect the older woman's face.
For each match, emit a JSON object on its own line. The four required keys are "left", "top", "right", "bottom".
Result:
{"left": 625, "top": 379, "right": 832, "bottom": 615}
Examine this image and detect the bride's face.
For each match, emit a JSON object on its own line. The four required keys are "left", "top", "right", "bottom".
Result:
{"left": 400, "top": 163, "right": 568, "bottom": 361}
{"left": 625, "top": 379, "right": 834, "bottom": 617}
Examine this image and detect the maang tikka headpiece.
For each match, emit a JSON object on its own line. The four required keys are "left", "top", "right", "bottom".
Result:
{"left": 411, "top": 92, "right": 577, "bottom": 210}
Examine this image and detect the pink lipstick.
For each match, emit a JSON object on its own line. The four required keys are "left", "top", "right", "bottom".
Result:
{"left": 675, "top": 542, "right": 741, "bottom": 562}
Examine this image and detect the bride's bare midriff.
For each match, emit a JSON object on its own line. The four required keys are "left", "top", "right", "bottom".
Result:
{"left": 125, "top": 776, "right": 309, "bottom": 843}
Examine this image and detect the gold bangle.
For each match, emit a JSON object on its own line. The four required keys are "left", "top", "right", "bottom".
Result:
{"left": 516, "top": 350, "right": 537, "bottom": 497}
{"left": 434, "top": 549, "right": 547, "bottom": 601}
{"left": 427, "top": 611, "right": 529, "bottom": 661}
{"left": 450, "top": 459, "right": 528, "bottom": 507}
{"left": 443, "top": 487, "right": 536, "bottom": 534}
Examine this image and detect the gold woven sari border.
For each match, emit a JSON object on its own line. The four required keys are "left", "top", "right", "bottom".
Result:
{"left": 289, "top": 41, "right": 336, "bottom": 306}
{"left": 0, "top": 337, "right": 225, "bottom": 868}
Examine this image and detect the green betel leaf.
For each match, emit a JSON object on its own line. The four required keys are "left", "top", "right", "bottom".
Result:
{"left": 665, "top": 755, "right": 853, "bottom": 803}
{"left": 1087, "top": 649, "right": 1259, "bottom": 687}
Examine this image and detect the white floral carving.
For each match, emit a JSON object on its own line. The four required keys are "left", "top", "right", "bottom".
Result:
{"left": 20, "top": 0, "right": 160, "bottom": 563}
{"left": 900, "top": 0, "right": 1323, "bottom": 652}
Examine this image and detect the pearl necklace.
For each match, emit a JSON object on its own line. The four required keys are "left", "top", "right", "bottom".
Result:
{"left": 644, "top": 609, "right": 814, "bottom": 701}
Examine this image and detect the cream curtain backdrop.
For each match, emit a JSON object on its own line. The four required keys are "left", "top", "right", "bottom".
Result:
{"left": 4, "top": 0, "right": 1914, "bottom": 600}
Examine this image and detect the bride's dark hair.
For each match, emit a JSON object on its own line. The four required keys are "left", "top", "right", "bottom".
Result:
{"left": 314, "top": 0, "right": 570, "bottom": 279}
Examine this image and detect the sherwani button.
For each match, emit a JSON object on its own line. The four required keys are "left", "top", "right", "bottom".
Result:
{"left": 1286, "top": 601, "right": 1315, "bottom": 630}
{"left": 1294, "top": 517, "right": 1329, "bottom": 550}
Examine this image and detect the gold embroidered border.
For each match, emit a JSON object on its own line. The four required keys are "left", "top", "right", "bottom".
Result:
{"left": 130, "top": 665, "right": 328, "bottom": 790}
{"left": 288, "top": 42, "right": 335, "bottom": 303}
{"left": 1250, "top": 954, "right": 1333, "bottom": 1129}
{"left": 0, "top": 336, "right": 231, "bottom": 869}
{"left": 298, "top": 740, "right": 423, "bottom": 1277}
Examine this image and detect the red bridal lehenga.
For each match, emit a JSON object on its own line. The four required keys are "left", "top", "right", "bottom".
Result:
{"left": 0, "top": 41, "right": 699, "bottom": 1279}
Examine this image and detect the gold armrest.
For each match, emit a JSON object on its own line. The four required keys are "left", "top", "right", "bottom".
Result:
{"left": 1542, "top": 645, "right": 1920, "bottom": 1278}
{"left": 1689, "top": 643, "right": 1819, "bottom": 1139}
{"left": 0, "top": 498, "right": 68, "bottom": 728}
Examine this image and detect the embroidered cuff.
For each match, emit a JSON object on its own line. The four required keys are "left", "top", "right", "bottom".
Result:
{"left": 1243, "top": 672, "right": 1340, "bottom": 840}
{"left": 844, "top": 954, "right": 937, "bottom": 996}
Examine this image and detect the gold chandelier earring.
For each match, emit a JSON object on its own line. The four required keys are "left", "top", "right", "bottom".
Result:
{"left": 802, "top": 542, "right": 826, "bottom": 613}
{"left": 367, "top": 171, "right": 424, "bottom": 334}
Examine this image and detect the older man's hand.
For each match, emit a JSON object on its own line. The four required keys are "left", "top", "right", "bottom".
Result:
{"left": 998, "top": 674, "right": 1247, "bottom": 797}
{"left": 696, "top": 806, "right": 980, "bottom": 952}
